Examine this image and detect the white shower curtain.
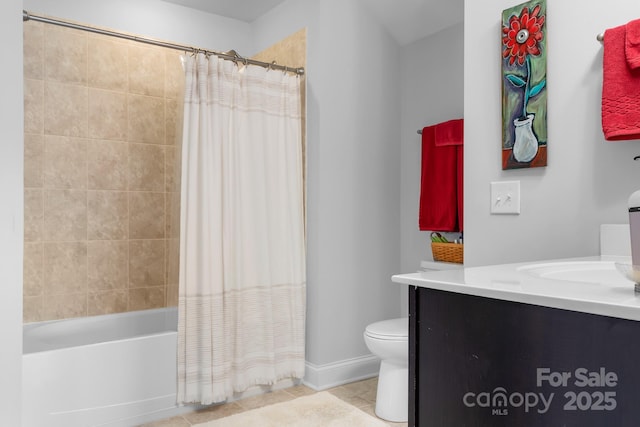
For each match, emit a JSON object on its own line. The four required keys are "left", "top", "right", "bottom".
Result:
{"left": 177, "top": 54, "right": 306, "bottom": 405}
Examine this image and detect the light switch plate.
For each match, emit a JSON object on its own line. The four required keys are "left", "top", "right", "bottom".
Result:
{"left": 490, "top": 181, "right": 520, "bottom": 214}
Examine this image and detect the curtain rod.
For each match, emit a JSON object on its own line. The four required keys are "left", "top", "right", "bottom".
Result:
{"left": 22, "top": 10, "right": 305, "bottom": 76}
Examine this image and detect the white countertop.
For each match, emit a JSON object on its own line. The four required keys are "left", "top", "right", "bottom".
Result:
{"left": 393, "top": 255, "right": 640, "bottom": 322}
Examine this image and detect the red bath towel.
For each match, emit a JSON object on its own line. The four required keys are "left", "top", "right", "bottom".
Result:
{"left": 602, "top": 23, "right": 640, "bottom": 141}
{"left": 418, "top": 119, "right": 463, "bottom": 232}
{"left": 434, "top": 119, "right": 464, "bottom": 147}
{"left": 626, "top": 19, "right": 640, "bottom": 70}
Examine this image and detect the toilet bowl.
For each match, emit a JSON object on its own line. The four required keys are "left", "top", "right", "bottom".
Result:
{"left": 363, "top": 317, "right": 408, "bottom": 423}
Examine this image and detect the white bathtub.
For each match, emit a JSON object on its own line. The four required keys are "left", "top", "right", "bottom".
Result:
{"left": 22, "top": 307, "right": 186, "bottom": 427}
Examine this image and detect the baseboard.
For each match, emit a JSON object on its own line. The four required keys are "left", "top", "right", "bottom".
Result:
{"left": 303, "top": 354, "right": 380, "bottom": 391}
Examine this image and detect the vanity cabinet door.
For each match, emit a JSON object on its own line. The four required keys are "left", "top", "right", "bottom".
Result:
{"left": 408, "top": 286, "right": 640, "bottom": 427}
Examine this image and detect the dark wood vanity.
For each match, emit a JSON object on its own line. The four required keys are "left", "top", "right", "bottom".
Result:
{"left": 407, "top": 285, "right": 640, "bottom": 427}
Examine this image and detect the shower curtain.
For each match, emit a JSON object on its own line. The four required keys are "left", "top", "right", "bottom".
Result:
{"left": 177, "top": 54, "right": 306, "bottom": 405}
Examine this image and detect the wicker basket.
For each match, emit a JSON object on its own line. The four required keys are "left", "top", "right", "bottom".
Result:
{"left": 431, "top": 242, "right": 464, "bottom": 264}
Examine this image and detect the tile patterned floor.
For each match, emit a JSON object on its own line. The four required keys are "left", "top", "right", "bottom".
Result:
{"left": 139, "top": 377, "right": 408, "bottom": 427}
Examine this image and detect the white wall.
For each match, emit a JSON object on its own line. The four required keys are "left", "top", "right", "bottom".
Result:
{"left": 1, "top": 0, "right": 23, "bottom": 424}
{"left": 464, "top": 0, "right": 640, "bottom": 267}
{"left": 23, "top": 0, "right": 252, "bottom": 54}
{"left": 399, "top": 23, "right": 464, "bottom": 275}
{"left": 255, "top": 0, "right": 402, "bottom": 368}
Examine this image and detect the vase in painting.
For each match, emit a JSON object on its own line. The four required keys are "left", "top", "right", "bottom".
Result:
{"left": 512, "top": 113, "right": 538, "bottom": 163}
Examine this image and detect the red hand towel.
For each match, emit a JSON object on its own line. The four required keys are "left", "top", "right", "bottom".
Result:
{"left": 418, "top": 119, "right": 464, "bottom": 232}
{"left": 602, "top": 24, "right": 640, "bottom": 141}
{"left": 626, "top": 19, "right": 640, "bottom": 70}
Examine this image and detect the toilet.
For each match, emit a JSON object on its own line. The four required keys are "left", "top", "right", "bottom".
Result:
{"left": 363, "top": 317, "right": 408, "bottom": 422}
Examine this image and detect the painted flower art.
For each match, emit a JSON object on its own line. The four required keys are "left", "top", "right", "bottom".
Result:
{"left": 501, "top": 1, "right": 547, "bottom": 167}
{"left": 502, "top": 4, "right": 546, "bottom": 118}
{"left": 502, "top": 5, "right": 545, "bottom": 66}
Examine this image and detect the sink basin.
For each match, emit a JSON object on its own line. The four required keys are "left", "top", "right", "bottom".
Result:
{"left": 517, "top": 261, "right": 634, "bottom": 286}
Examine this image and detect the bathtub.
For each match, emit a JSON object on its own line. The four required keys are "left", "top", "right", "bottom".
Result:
{"left": 22, "top": 307, "right": 187, "bottom": 427}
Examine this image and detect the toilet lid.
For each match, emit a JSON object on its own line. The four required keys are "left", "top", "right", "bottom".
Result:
{"left": 365, "top": 318, "right": 408, "bottom": 340}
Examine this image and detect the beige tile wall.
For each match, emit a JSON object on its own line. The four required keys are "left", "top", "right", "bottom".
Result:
{"left": 23, "top": 21, "right": 183, "bottom": 322}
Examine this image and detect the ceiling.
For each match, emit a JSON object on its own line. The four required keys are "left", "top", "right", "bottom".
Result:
{"left": 161, "top": 0, "right": 463, "bottom": 46}
{"left": 162, "top": 0, "right": 287, "bottom": 23}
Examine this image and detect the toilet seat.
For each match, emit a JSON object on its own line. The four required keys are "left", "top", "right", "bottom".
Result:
{"left": 365, "top": 318, "right": 408, "bottom": 341}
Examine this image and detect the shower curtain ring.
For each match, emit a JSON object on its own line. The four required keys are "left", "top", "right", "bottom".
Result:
{"left": 269, "top": 61, "right": 277, "bottom": 71}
